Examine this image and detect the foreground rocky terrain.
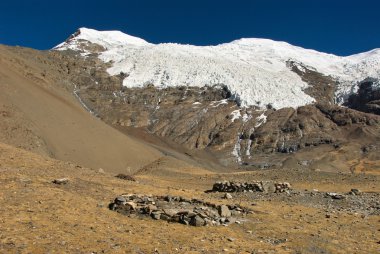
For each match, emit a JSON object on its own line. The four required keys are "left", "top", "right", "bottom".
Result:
{"left": 0, "top": 142, "right": 379, "bottom": 253}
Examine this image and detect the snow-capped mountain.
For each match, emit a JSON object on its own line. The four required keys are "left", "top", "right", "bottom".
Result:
{"left": 55, "top": 28, "right": 380, "bottom": 109}
{"left": 50, "top": 28, "right": 380, "bottom": 168}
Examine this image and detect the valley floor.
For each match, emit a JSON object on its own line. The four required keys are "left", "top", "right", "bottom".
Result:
{"left": 0, "top": 142, "right": 379, "bottom": 254}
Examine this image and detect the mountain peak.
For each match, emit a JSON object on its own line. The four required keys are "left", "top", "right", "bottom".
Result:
{"left": 55, "top": 27, "right": 150, "bottom": 50}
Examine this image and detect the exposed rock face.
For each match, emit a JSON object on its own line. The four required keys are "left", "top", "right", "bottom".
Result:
{"left": 287, "top": 60, "right": 336, "bottom": 105}
{"left": 345, "top": 78, "right": 380, "bottom": 115}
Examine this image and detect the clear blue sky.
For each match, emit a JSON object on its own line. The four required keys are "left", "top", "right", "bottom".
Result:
{"left": 0, "top": 0, "right": 379, "bottom": 56}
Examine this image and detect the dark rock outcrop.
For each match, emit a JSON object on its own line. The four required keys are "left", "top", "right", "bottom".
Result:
{"left": 345, "top": 78, "right": 380, "bottom": 115}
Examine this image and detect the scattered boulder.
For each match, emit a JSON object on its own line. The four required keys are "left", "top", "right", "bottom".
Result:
{"left": 115, "top": 196, "right": 127, "bottom": 205}
{"left": 151, "top": 211, "right": 161, "bottom": 220}
{"left": 52, "top": 178, "right": 69, "bottom": 185}
{"left": 190, "top": 215, "right": 205, "bottom": 227}
{"left": 115, "top": 174, "right": 136, "bottom": 181}
{"left": 218, "top": 205, "right": 232, "bottom": 218}
{"left": 349, "top": 189, "right": 361, "bottom": 195}
{"left": 224, "top": 193, "right": 233, "bottom": 199}
{"left": 325, "top": 192, "right": 346, "bottom": 200}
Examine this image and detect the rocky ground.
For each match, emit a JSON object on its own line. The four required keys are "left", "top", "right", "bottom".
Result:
{"left": 0, "top": 142, "right": 379, "bottom": 253}
{"left": 210, "top": 180, "right": 380, "bottom": 216}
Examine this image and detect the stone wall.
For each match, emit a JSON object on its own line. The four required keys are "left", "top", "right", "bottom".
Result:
{"left": 109, "top": 194, "right": 251, "bottom": 227}
{"left": 212, "top": 181, "right": 291, "bottom": 193}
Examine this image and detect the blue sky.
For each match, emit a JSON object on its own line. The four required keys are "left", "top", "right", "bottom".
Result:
{"left": 0, "top": 0, "right": 379, "bottom": 55}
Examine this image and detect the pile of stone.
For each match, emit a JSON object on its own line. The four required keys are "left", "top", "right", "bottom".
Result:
{"left": 212, "top": 181, "right": 291, "bottom": 193}
{"left": 274, "top": 182, "right": 292, "bottom": 193}
{"left": 109, "top": 194, "right": 250, "bottom": 227}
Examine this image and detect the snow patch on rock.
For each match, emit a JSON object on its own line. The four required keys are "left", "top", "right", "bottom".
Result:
{"left": 230, "top": 110, "right": 241, "bottom": 122}
{"left": 255, "top": 113, "right": 267, "bottom": 128}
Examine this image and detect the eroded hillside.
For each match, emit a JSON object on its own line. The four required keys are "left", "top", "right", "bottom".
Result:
{"left": 0, "top": 45, "right": 162, "bottom": 174}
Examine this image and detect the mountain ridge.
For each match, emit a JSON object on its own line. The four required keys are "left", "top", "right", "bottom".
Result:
{"left": 58, "top": 27, "right": 380, "bottom": 55}
{"left": 55, "top": 28, "right": 380, "bottom": 109}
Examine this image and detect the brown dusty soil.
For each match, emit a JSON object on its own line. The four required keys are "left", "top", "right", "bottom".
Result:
{"left": 0, "top": 142, "right": 379, "bottom": 254}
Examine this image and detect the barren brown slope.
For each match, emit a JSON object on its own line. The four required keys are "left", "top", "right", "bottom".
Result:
{"left": 0, "top": 46, "right": 162, "bottom": 174}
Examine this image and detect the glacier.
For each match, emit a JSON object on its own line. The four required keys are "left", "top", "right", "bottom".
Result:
{"left": 55, "top": 28, "right": 380, "bottom": 110}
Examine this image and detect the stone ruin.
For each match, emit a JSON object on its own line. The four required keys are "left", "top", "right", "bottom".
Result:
{"left": 109, "top": 194, "right": 251, "bottom": 227}
{"left": 212, "top": 181, "right": 291, "bottom": 193}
